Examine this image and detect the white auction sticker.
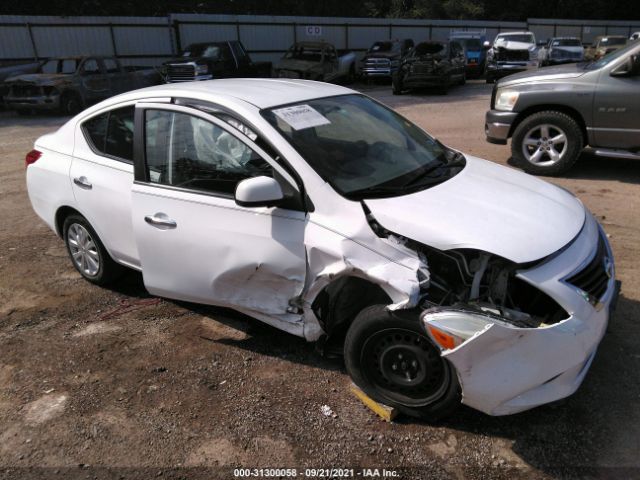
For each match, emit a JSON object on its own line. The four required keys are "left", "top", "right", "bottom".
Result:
{"left": 272, "top": 104, "right": 330, "bottom": 130}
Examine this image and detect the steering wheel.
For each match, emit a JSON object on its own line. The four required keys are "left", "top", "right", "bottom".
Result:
{"left": 368, "top": 141, "right": 397, "bottom": 164}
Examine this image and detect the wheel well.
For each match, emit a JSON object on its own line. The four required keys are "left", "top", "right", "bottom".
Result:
{"left": 54, "top": 206, "right": 82, "bottom": 237}
{"left": 509, "top": 105, "right": 588, "bottom": 142}
{"left": 311, "top": 276, "right": 392, "bottom": 354}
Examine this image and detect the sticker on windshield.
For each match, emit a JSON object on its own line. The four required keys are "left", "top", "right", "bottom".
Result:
{"left": 272, "top": 104, "right": 330, "bottom": 130}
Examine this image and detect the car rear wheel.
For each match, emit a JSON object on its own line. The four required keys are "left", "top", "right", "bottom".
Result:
{"left": 511, "top": 111, "right": 584, "bottom": 176}
{"left": 60, "top": 92, "right": 82, "bottom": 116}
{"left": 63, "top": 214, "right": 124, "bottom": 285}
{"left": 344, "top": 305, "right": 460, "bottom": 421}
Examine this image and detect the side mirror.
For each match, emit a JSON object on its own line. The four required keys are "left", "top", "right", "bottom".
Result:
{"left": 235, "top": 176, "right": 284, "bottom": 208}
{"left": 611, "top": 54, "right": 640, "bottom": 77}
{"left": 483, "top": 41, "right": 491, "bottom": 49}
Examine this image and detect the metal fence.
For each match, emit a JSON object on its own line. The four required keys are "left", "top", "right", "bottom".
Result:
{"left": 1, "top": 14, "right": 639, "bottom": 67}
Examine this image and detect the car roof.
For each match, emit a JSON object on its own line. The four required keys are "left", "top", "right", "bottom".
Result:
{"left": 98, "top": 78, "right": 354, "bottom": 110}
{"left": 496, "top": 31, "right": 533, "bottom": 35}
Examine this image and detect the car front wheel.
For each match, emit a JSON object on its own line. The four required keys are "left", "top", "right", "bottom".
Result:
{"left": 344, "top": 305, "right": 460, "bottom": 421}
{"left": 63, "top": 214, "right": 124, "bottom": 285}
{"left": 511, "top": 111, "right": 584, "bottom": 176}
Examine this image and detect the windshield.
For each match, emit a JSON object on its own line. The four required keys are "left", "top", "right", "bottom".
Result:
{"left": 457, "top": 38, "right": 483, "bottom": 50}
{"left": 40, "top": 59, "right": 79, "bottom": 74}
{"left": 368, "top": 41, "right": 397, "bottom": 53}
{"left": 285, "top": 45, "right": 323, "bottom": 61}
{"left": 600, "top": 37, "right": 627, "bottom": 46}
{"left": 552, "top": 39, "right": 582, "bottom": 47}
{"left": 495, "top": 34, "right": 534, "bottom": 44}
{"left": 587, "top": 42, "right": 639, "bottom": 69}
{"left": 182, "top": 45, "right": 221, "bottom": 58}
{"left": 262, "top": 95, "right": 464, "bottom": 199}
{"left": 414, "top": 42, "right": 448, "bottom": 56}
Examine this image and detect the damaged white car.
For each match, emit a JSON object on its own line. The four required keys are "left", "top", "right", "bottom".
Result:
{"left": 26, "top": 79, "right": 620, "bottom": 419}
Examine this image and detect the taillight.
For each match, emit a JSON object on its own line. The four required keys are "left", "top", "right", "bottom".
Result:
{"left": 25, "top": 149, "right": 42, "bottom": 168}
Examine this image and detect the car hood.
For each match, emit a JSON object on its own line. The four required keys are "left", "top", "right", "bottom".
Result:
{"left": 551, "top": 46, "right": 584, "bottom": 54}
{"left": 363, "top": 156, "right": 585, "bottom": 264}
{"left": 5, "top": 73, "right": 70, "bottom": 85}
{"left": 494, "top": 40, "right": 536, "bottom": 51}
{"left": 364, "top": 51, "right": 399, "bottom": 60}
{"left": 276, "top": 59, "right": 320, "bottom": 72}
{"left": 498, "top": 63, "right": 587, "bottom": 86}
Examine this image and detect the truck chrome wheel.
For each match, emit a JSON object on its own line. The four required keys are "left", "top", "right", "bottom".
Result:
{"left": 361, "top": 328, "right": 450, "bottom": 407}
{"left": 522, "top": 124, "right": 568, "bottom": 166}
{"left": 67, "top": 223, "right": 100, "bottom": 277}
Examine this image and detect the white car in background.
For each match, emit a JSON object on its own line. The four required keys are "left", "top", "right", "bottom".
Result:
{"left": 26, "top": 79, "right": 619, "bottom": 419}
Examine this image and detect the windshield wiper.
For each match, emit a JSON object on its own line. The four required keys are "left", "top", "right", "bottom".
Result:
{"left": 401, "top": 154, "right": 465, "bottom": 188}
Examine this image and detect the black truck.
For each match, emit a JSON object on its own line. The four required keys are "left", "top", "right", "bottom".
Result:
{"left": 164, "top": 41, "right": 271, "bottom": 83}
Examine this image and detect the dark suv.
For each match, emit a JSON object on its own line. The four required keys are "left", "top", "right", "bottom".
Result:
{"left": 392, "top": 41, "right": 466, "bottom": 95}
{"left": 485, "top": 42, "right": 640, "bottom": 175}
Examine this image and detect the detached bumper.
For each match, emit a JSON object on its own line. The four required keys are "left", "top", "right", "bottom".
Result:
{"left": 424, "top": 213, "right": 618, "bottom": 416}
{"left": 485, "top": 110, "right": 518, "bottom": 144}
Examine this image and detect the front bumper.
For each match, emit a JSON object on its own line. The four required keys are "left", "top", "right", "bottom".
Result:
{"left": 423, "top": 213, "right": 618, "bottom": 416}
{"left": 484, "top": 110, "right": 518, "bottom": 144}
{"left": 5, "top": 94, "right": 60, "bottom": 111}
{"left": 361, "top": 68, "right": 394, "bottom": 78}
{"left": 403, "top": 74, "right": 448, "bottom": 88}
{"left": 486, "top": 60, "right": 538, "bottom": 79}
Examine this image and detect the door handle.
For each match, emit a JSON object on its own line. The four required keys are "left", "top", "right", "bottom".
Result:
{"left": 144, "top": 213, "right": 177, "bottom": 229}
{"left": 73, "top": 176, "right": 92, "bottom": 190}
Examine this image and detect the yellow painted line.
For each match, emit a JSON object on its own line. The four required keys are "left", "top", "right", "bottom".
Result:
{"left": 350, "top": 383, "right": 398, "bottom": 422}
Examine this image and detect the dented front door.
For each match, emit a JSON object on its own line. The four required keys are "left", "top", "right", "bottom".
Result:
{"left": 131, "top": 103, "right": 307, "bottom": 317}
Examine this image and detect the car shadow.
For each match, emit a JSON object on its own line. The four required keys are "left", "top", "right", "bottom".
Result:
{"left": 507, "top": 150, "right": 640, "bottom": 185}
{"left": 108, "top": 269, "right": 640, "bottom": 474}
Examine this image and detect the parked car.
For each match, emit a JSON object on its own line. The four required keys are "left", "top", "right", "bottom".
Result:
{"left": 392, "top": 41, "right": 466, "bottom": 95}
{"left": 484, "top": 31, "right": 539, "bottom": 83}
{"left": 274, "top": 42, "right": 357, "bottom": 83}
{"left": 584, "top": 35, "right": 628, "bottom": 61}
{"left": 25, "top": 79, "right": 619, "bottom": 419}
{"left": 450, "top": 31, "right": 487, "bottom": 78}
{"left": 537, "top": 37, "right": 584, "bottom": 66}
{"left": 163, "top": 41, "right": 271, "bottom": 83}
{"left": 4, "top": 56, "right": 161, "bottom": 115}
{"left": 485, "top": 41, "right": 640, "bottom": 175}
{"left": 360, "top": 39, "right": 414, "bottom": 80}
{"left": 0, "top": 60, "right": 44, "bottom": 106}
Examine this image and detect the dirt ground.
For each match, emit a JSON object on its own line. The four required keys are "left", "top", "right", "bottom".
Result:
{"left": 1, "top": 81, "right": 639, "bottom": 480}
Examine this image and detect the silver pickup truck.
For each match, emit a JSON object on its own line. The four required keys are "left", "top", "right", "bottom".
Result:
{"left": 485, "top": 41, "right": 640, "bottom": 175}
{"left": 274, "top": 42, "right": 357, "bottom": 83}
{"left": 4, "top": 56, "right": 161, "bottom": 115}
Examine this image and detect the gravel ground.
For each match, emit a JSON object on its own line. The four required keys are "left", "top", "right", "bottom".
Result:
{"left": 0, "top": 80, "right": 639, "bottom": 480}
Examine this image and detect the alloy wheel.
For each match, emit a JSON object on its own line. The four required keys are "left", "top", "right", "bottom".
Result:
{"left": 67, "top": 223, "right": 100, "bottom": 277}
{"left": 522, "top": 123, "right": 568, "bottom": 166}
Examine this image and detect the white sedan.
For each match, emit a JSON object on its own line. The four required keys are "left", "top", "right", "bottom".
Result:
{"left": 26, "top": 79, "right": 619, "bottom": 419}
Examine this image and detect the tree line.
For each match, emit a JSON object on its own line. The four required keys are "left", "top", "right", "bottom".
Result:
{"left": 2, "top": 0, "right": 639, "bottom": 21}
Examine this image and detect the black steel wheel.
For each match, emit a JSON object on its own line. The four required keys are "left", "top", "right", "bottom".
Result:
{"left": 344, "top": 305, "right": 460, "bottom": 421}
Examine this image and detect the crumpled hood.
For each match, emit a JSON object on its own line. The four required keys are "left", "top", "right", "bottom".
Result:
{"left": 494, "top": 40, "right": 536, "bottom": 51}
{"left": 276, "top": 59, "right": 321, "bottom": 72}
{"left": 363, "top": 156, "right": 585, "bottom": 264}
{"left": 5, "top": 73, "right": 70, "bottom": 85}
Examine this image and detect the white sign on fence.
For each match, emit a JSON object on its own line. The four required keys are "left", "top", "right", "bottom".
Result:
{"left": 305, "top": 25, "right": 323, "bottom": 36}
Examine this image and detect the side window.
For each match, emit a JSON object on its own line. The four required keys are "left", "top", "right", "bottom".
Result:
{"left": 144, "top": 110, "right": 273, "bottom": 196}
{"left": 82, "top": 106, "right": 135, "bottom": 162}
{"left": 219, "top": 45, "right": 232, "bottom": 61}
{"left": 82, "top": 58, "right": 100, "bottom": 75}
{"left": 104, "top": 58, "right": 120, "bottom": 73}
{"left": 230, "top": 42, "right": 247, "bottom": 63}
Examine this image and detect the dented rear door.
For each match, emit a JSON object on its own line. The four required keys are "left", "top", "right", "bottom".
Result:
{"left": 131, "top": 102, "right": 307, "bottom": 317}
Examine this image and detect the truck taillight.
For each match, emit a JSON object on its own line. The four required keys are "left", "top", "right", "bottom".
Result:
{"left": 25, "top": 149, "right": 42, "bottom": 168}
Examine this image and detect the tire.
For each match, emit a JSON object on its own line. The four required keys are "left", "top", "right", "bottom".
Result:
{"left": 437, "top": 76, "right": 450, "bottom": 95}
{"left": 60, "top": 91, "right": 83, "bottom": 115}
{"left": 392, "top": 74, "right": 403, "bottom": 95}
{"left": 511, "top": 111, "right": 584, "bottom": 176}
{"left": 62, "top": 214, "right": 125, "bottom": 286}
{"left": 344, "top": 305, "right": 460, "bottom": 421}
{"left": 459, "top": 72, "right": 467, "bottom": 85}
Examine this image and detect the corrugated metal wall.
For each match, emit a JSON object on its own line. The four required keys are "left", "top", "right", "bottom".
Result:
{"left": 1, "top": 14, "right": 639, "bottom": 67}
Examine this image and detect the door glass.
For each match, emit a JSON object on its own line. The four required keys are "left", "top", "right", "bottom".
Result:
{"left": 104, "top": 58, "right": 119, "bottom": 73}
{"left": 144, "top": 110, "right": 273, "bottom": 195}
{"left": 82, "top": 106, "right": 134, "bottom": 162}
{"left": 83, "top": 59, "right": 100, "bottom": 75}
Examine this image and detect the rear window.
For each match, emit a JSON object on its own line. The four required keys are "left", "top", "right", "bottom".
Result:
{"left": 600, "top": 37, "right": 627, "bottom": 46}
{"left": 414, "top": 43, "right": 446, "bottom": 56}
